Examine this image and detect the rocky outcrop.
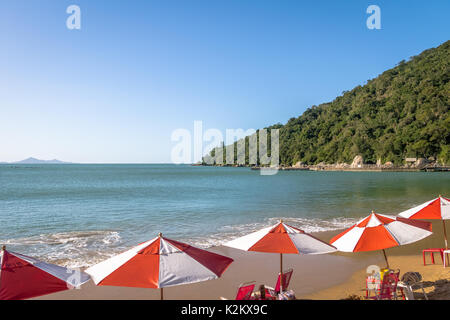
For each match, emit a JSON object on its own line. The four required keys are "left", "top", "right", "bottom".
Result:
{"left": 414, "top": 158, "right": 428, "bottom": 168}
{"left": 335, "top": 162, "right": 350, "bottom": 169}
{"left": 292, "top": 161, "right": 305, "bottom": 168}
{"left": 351, "top": 155, "right": 364, "bottom": 168}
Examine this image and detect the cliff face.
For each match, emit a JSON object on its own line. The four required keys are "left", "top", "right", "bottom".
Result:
{"left": 205, "top": 40, "right": 450, "bottom": 166}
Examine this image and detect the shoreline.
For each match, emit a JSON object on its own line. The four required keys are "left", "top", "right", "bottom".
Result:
{"left": 33, "top": 220, "right": 450, "bottom": 300}
{"left": 196, "top": 164, "right": 450, "bottom": 172}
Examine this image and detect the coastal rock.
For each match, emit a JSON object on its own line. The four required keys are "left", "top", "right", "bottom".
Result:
{"left": 384, "top": 161, "right": 394, "bottom": 168}
{"left": 414, "top": 158, "right": 427, "bottom": 168}
{"left": 335, "top": 162, "right": 350, "bottom": 169}
{"left": 292, "top": 161, "right": 304, "bottom": 168}
{"left": 351, "top": 155, "right": 364, "bottom": 168}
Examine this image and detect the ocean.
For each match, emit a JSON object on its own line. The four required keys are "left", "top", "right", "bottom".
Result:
{"left": 0, "top": 164, "right": 448, "bottom": 267}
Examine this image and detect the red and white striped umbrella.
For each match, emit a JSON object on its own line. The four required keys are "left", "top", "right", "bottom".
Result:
{"left": 85, "top": 233, "right": 233, "bottom": 299}
{"left": 0, "top": 246, "right": 90, "bottom": 300}
{"left": 224, "top": 221, "right": 337, "bottom": 291}
{"left": 330, "top": 212, "right": 433, "bottom": 267}
{"left": 398, "top": 195, "right": 449, "bottom": 248}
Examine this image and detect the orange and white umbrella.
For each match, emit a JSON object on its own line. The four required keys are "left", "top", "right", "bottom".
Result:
{"left": 398, "top": 195, "right": 449, "bottom": 248}
{"left": 224, "top": 221, "right": 337, "bottom": 291}
{"left": 85, "top": 233, "right": 233, "bottom": 299}
{"left": 330, "top": 212, "right": 432, "bottom": 268}
{"left": 0, "top": 246, "right": 90, "bottom": 300}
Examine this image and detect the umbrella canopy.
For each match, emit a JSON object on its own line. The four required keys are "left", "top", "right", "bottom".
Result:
{"left": 330, "top": 212, "right": 433, "bottom": 268}
{"left": 398, "top": 195, "right": 449, "bottom": 248}
{"left": 224, "top": 221, "right": 337, "bottom": 254}
{"left": 85, "top": 234, "right": 233, "bottom": 299}
{"left": 224, "top": 221, "right": 337, "bottom": 291}
{"left": 0, "top": 246, "right": 90, "bottom": 300}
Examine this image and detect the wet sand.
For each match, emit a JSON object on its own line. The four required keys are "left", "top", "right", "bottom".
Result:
{"left": 34, "top": 220, "right": 450, "bottom": 300}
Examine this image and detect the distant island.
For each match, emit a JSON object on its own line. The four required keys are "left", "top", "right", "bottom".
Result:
{"left": 203, "top": 40, "right": 449, "bottom": 169}
{"left": 1, "top": 157, "right": 72, "bottom": 164}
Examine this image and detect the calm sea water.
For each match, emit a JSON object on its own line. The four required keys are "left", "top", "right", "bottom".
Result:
{"left": 0, "top": 164, "right": 448, "bottom": 267}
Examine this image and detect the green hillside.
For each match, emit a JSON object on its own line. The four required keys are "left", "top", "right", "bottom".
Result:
{"left": 205, "top": 40, "right": 450, "bottom": 166}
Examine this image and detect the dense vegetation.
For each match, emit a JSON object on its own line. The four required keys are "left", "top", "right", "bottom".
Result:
{"left": 204, "top": 40, "right": 450, "bottom": 166}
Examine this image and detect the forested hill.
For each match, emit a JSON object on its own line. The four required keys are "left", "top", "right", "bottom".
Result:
{"left": 205, "top": 40, "right": 449, "bottom": 166}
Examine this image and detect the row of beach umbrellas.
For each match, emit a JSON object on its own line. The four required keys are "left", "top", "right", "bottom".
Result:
{"left": 0, "top": 195, "right": 448, "bottom": 300}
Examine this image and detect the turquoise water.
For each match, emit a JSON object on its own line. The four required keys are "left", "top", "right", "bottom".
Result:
{"left": 0, "top": 164, "right": 448, "bottom": 266}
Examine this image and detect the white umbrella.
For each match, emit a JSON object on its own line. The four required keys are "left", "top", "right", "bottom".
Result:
{"left": 398, "top": 195, "right": 449, "bottom": 249}
{"left": 0, "top": 246, "right": 90, "bottom": 300}
{"left": 224, "top": 220, "right": 337, "bottom": 292}
{"left": 86, "top": 233, "right": 233, "bottom": 299}
{"left": 330, "top": 212, "right": 433, "bottom": 268}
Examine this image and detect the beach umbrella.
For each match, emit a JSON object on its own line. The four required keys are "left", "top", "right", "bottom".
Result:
{"left": 0, "top": 245, "right": 90, "bottom": 300}
{"left": 85, "top": 233, "right": 233, "bottom": 300}
{"left": 223, "top": 220, "right": 337, "bottom": 292}
{"left": 330, "top": 212, "right": 433, "bottom": 268}
{"left": 398, "top": 195, "right": 449, "bottom": 249}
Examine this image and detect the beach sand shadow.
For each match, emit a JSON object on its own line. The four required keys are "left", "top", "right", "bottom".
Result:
{"left": 411, "top": 279, "right": 450, "bottom": 300}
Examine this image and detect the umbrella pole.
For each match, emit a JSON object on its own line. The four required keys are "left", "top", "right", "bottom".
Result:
{"left": 280, "top": 253, "right": 283, "bottom": 293}
{"left": 443, "top": 220, "right": 448, "bottom": 250}
{"left": 382, "top": 249, "right": 390, "bottom": 269}
{"left": 160, "top": 287, "right": 164, "bottom": 300}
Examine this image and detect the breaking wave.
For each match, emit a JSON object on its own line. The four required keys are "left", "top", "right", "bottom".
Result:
{"left": 0, "top": 230, "right": 123, "bottom": 268}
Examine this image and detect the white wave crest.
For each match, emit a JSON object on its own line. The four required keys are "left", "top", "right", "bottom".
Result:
{"left": 0, "top": 230, "right": 123, "bottom": 268}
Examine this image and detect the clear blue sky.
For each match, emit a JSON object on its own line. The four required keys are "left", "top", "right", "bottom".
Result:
{"left": 0, "top": 0, "right": 448, "bottom": 163}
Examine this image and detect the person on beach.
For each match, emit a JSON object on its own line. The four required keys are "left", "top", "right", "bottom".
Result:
{"left": 258, "top": 285, "right": 266, "bottom": 300}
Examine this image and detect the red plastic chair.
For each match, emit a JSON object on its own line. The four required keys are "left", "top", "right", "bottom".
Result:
{"left": 265, "top": 268, "right": 293, "bottom": 298}
{"left": 235, "top": 281, "right": 256, "bottom": 300}
{"left": 369, "top": 270, "right": 400, "bottom": 300}
{"left": 275, "top": 268, "right": 293, "bottom": 293}
{"left": 422, "top": 248, "right": 444, "bottom": 265}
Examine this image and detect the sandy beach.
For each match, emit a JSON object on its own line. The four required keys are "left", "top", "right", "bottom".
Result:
{"left": 32, "top": 220, "right": 450, "bottom": 300}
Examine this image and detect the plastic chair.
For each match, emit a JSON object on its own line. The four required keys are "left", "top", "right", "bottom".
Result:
{"left": 369, "top": 269, "right": 400, "bottom": 300}
{"left": 444, "top": 249, "right": 450, "bottom": 268}
{"left": 275, "top": 268, "right": 293, "bottom": 293}
{"left": 397, "top": 272, "right": 428, "bottom": 300}
{"left": 422, "top": 248, "right": 444, "bottom": 265}
{"left": 265, "top": 268, "right": 293, "bottom": 298}
{"left": 235, "top": 281, "right": 256, "bottom": 300}
{"left": 219, "top": 281, "right": 256, "bottom": 300}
